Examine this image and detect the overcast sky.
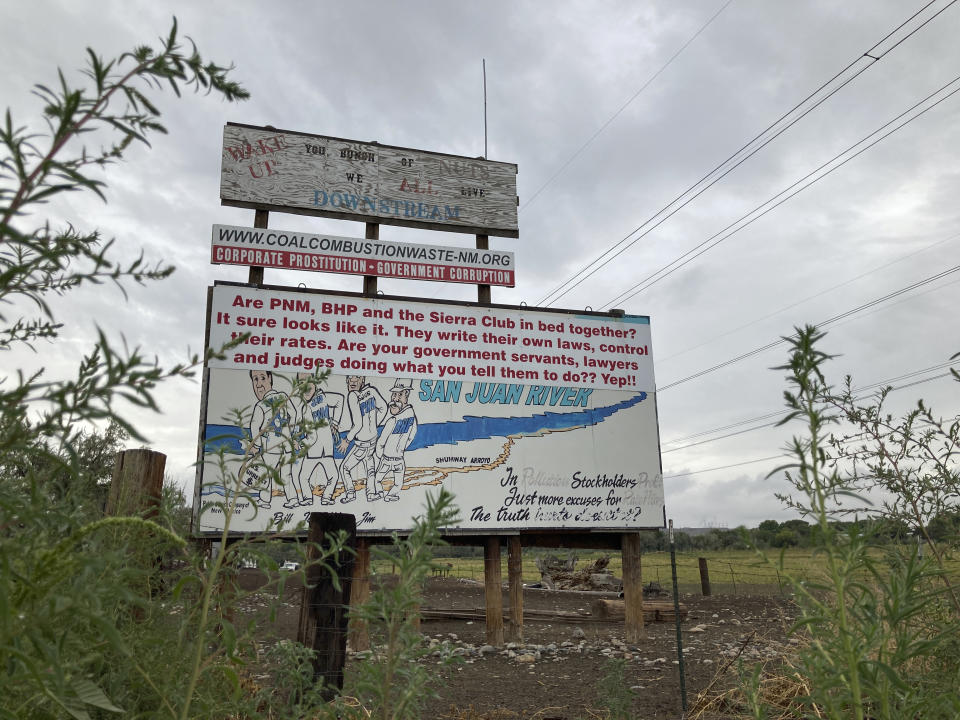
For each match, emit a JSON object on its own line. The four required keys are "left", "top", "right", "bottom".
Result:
{"left": 4, "top": 0, "right": 959, "bottom": 528}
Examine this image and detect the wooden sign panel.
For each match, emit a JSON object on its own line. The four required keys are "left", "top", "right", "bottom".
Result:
{"left": 220, "top": 123, "right": 519, "bottom": 238}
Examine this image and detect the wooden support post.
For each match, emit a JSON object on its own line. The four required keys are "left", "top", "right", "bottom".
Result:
{"left": 409, "top": 546, "right": 421, "bottom": 633}
{"left": 348, "top": 539, "right": 371, "bottom": 652}
{"left": 476, "top": 234, "right": 490, "bottom": 304}
{"left": 249, "top": 209, "right": 268, "bottom": 284}
{"left": 621, "top": 533, "right": 646, "bottom": 642}
{"left": 363, "top": 222, "right": 379, "bottom": 295}
{"left": 698, "top": 557, "right": 712, "bottom": 597}
{"left": 507, "top": 536, "right": 523, "bottom": 642}
{"left": 298, "top": 512, "right": 356, "bottom": 700}
{"left": 106, "top": 449, "right": 166, "bottom": 518}
{"left": 107, "top": 449, "right": 167, "bottom": 619}
{"left": 484, "top": 536, "right": 504, "bottom": 646}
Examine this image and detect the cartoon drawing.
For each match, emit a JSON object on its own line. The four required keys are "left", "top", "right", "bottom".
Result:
{"left": 322, "top": 375, "right": 387, "bottom": 504}
{"left": 199, "top": 368, "right": 659, "bottom": 535}
{"left": 291, "top": 372, "right": 344, "bottom": 503}
{"left": 371, "top": 379, "right": 418, "bottom": 502}
{"left": 244, "top": 370, "right": 298, "bottom": 509}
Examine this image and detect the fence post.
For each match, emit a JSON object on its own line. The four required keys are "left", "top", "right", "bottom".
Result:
{"left": 107, "top": 449, "right": 167, "bottom": 620}
{"left": 698, "top": 557, "right": 712, "bottom": 597}
{"left": 348, "top": 538, "right": 371, "bottom": 651}
{"left": 106, "top": 449, "right": 166, "bottom": 518}
{"left": 728, "top": 563, "right": 737, "bottom": 595}
{"left": 298, "top": 512, "right": 356, "bottom": 700}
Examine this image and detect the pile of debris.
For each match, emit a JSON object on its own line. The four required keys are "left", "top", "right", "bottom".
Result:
{"left": 534, "top": 554, "right": 621, "bottom": 591}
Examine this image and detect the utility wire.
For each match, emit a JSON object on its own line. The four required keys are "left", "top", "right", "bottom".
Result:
{"left": 520, "top": 0, "right": 735, "bottom": 214}
{"left": 657, "top": 263, "right": 960, "bottom": 391}
{"left": 661, "top": 360, "right": 959, "bottom": 453}
{"left": 601, "top": 73, "right": 960, "bottom": 309}
{"left": 662, "top": 382, "right": 959, "bottom": 479}
{"left": 537, "top": 0, "right": 953, "bottom": 308}
{"left": 663, "top": 454, "right": 787, "bottom": 479}
{"left": 660, "top": 230, "right": 960, "bottom": 363}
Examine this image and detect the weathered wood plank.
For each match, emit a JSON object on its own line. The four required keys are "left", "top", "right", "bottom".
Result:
{"left": 220, "top": 124, "right": 519, "bottom": 237}
{"left": 591, "top": 598, "right": 688, "bottom": 622}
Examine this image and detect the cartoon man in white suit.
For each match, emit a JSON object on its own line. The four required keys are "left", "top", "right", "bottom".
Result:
{"left": 292, "top": 371, "right": 344, "bottom": 504}
{"left": 244, "top": 370, "right": 296, "bottom": 509}
{"left": 322, "top": 375, "right": 387, "bottom": 504}
{"left": 372, "top": 379, "right": 418, "bottom": 503}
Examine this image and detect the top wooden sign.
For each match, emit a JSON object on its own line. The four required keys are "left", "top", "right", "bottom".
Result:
{"left": 220, "top": 123, "right": 519, "bottom": 238}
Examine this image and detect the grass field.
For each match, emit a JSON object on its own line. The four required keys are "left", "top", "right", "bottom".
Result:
{"left": 372, "top": 546, "right": 960, "bottom": 596}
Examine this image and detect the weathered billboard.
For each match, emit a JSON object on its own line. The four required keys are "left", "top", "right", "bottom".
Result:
{"left": 194, "top": 283, "right": 663, "bottom": 535}
{"left": 220, "top": 123, "right": 519, "bottom": 237}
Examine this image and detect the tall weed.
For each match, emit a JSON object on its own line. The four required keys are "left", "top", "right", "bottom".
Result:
{"left": 748, "top": 326, "right": 960, "bottom": 719}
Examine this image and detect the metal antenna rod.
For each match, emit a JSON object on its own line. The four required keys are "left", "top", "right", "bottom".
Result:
{"left": 483, "top": 58, "right": 488, "bottom": 158}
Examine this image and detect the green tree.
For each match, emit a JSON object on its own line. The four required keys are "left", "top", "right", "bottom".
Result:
{"left": 753, "top": 518, "right": 780, "bottom": 547}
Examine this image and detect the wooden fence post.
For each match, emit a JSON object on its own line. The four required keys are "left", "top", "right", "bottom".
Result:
{"left": 484, "top": 537, "right": 504, "bottom": 646}
{"left": 698, "top": 557, "right": 712, "bottom": 597}
{"left": 622, "top": 533, "right": 646, "bottom": 642}
{"left": 506, "top": 536, "right": 523, "bottom": 642}
{"left": 348, "top": 539, "right": 371, "bottom": 651}
{"left": 298, "top": 512, "right": 356, "bottom": 700}
{"left": 106, "top": 449, "right": 166, "bottom": 518}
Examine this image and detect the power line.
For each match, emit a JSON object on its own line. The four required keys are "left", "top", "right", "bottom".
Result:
{"left": 662, "top": 385, "right": 959, "bottom": 479}
{"left": 659, "top": 230, "right": 960, "bottom": 364}
{"left": 520, "top": 0, "right": 735, "bottom": 214}
{"left": 537, "top": 0, "right": 954, "bottom": 308}
{"left": 663, "top": 454, "right": 787, "bottom": 479}
{"left": 602, "top": 73, "right": 960, "bottom": 308}
{"left": 656, "top": 263, "right": 960, "bottom": 392}
{"left": 661, "top": 361, "right": 959, "bottom": 453}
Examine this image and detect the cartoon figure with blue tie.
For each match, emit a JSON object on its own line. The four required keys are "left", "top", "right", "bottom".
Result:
{"left": 372, "top": 379, "right": 418, "bottom": 503}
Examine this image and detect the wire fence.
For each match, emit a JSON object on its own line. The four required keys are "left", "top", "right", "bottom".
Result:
{"left": 369, "top": 549, "right": 820, "bottom": 597}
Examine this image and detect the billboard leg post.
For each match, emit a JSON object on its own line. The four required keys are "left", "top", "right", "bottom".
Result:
{"left": 621, "top": 533, "right": 646, "bottom": 643}
{"left": 248, "top": 209, "right": 268, "bottom": 284}
{"left": 298, "top": 512, "right": 356, "bottom": 701}
{"left": 507, "top": 536, "right": 523, "bottom": 642}
{"left": 348, "top": 538, "right": 371, "bottom": 652}
{"left": 409, "top": 545, "right": 422, "bottom": 633}
{"left": 476, "top": 234, "right": 491, "bottom": 304}
{"left": 484, "top": 536, "right": 504, "bottom": 646}
{"left": 363, "top": 222, "right": 379, "bottom": 295}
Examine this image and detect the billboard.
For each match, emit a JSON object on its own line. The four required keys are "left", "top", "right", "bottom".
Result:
{"left": 211, "top": 224, "right": 515, "bottom": 286}
{"left": 194, "top": 283, "right": 663, "bottom": 535}
{"left": 220, "top": 123, "right": 519, "bottom": 237}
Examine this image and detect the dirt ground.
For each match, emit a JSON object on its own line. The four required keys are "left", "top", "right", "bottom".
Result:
{"left": 237, "top": 571, "right": 798, "bottom": 719}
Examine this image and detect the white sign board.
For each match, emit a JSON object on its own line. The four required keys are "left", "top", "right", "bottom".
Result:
{"left": 211, "top": 224, "right": 516, "bottom": 286}
{"left": 220, "top": 124, "right": 519, "bottom": 237}
{"left": 194, "top": 284, "right": 662, "bottom": 535}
